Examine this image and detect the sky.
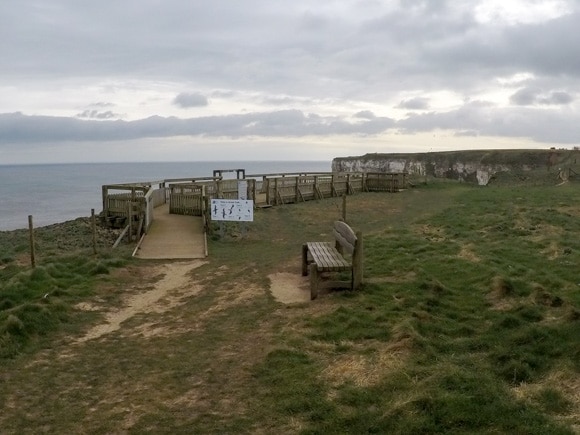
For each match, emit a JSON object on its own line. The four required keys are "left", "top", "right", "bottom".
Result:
{"left": 1, "top": 0, "right": 579, "bottom": 164}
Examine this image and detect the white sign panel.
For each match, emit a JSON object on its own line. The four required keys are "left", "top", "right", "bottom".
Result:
{"left": 238, "top": 180, "right": 248, "bottom": 200}
{"left": 211, "top": 199, "right": 254, "bottom": 222}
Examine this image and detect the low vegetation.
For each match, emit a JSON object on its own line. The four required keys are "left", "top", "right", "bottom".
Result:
{"left": 0, "top": 180, "right": 578, "bottom": 433}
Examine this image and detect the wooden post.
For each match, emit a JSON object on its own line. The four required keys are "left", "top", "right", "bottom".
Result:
{"left": 127, "top": 202, "right": 132, "bottom": 242}
{"left": 264, "top": 177, "right": 270, "bottom": 205}
{"left": 102, "top": 185, "right": 108, "bottom": 218}
{"left": 346, "top": 174, "right": 351, "bottom": 195}
{"left": 295, "top": 177, "right": 299, "bottom": 203}
{"left": 91, "top": 209, "right": 97, "bottom": 254}
{"left": 310, "top": 263, "right": 319, "bottom": 300}
{"left": 274, "top": 177, "right": 279, "bottom": 206}
{"left": 251, "top": 179, "right": 256, "bottom": 201}
{"left": 301, "top": 244, "right": 309, "bottom": 276}
{"left": 314, "top": 176, "right": 319, "bottom": 199}
{"left": 28, "top": 215, "right": 36, "bottom": 268}
{"left": 331, "top": 173, "right": 336, "bottom": 197}
{"left": 342, "top": 194, "right": 347, "bottom": 222}
{"left": 353, "top": 231, "right": 364, "bottom": 290}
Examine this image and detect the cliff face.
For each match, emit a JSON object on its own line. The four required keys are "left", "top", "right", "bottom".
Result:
{"left": 332, "top": 149, "right": 577, "bottom": 185}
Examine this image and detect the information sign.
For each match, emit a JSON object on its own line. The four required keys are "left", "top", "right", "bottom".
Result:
{"left": 211, "top": 199, "right": 254, "bottom": 222}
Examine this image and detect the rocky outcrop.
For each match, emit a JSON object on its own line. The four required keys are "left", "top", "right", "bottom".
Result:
{"left": 332, "top": 149, "right": 577, "bottom": 185}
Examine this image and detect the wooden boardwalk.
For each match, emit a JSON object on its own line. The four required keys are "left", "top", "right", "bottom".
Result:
{"left": 134, "top": 205, "right": 206, "bottom": 259}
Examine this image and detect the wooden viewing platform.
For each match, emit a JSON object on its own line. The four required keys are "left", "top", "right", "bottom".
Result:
{"left": 100, "top": 170, "right": 406, "bottom": 257}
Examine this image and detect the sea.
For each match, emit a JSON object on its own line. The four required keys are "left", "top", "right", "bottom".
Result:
{"left": 0, "top": 161, "right": 331, "bottom": 231}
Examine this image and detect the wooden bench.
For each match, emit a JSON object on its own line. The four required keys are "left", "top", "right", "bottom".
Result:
{"left": 302, "top": 221, "right": 363, "bottom": 300}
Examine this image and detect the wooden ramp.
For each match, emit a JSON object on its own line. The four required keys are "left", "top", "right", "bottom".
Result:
{"left": 134, "top": 205, "right": 207, "bottom": 259}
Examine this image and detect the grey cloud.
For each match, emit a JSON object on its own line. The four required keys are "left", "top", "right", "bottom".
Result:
{"left": 504, "top": 12, "right": 580, "bottom": 77}
{"left": 173, "top": 92, "right": 209, "bottom": 108}
{"left": 510, "top": 87, "right": 541, "bottom": 105}
{"left": 1, "top": 0, "right": 580, "bottom": 159}
{"left": 397, "top": 97, "right": 430, "bottom": 110}
{"left": 0, "top": 110, "right": 396, "bottom": 144}
{"left": 398, "top": 102, "right": 580, "bottom": 144}
{"left": 261, "top": 96, "right": 304, "bottom": 106}
{"left": 76, "top": 110, "right": 122, "bottom": 119}
{"left": 510, "top": 87, "right": 574, "bottom": 106}
{"left": 423, "top": 10, "right": 580, "bottom": 85}
{"left": 538, "top": 91, "right": 574, "bottom": 105}
{"left": 354, "top": 111, "right": 376, "bottom": 120}
{"left": 2, "top": 0, "right": 579, "bottom": 102}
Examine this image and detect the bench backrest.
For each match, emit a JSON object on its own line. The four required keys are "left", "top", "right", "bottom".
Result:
{"left": 333, "top": 221, "right": 358, "bottom": 256}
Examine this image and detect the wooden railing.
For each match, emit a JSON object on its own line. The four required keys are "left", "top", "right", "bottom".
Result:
{"left": 365, "top": 172, "right": 406, "bottom": 193}
{"left": 257, "top": 173, "right": 367, "bottom": 205}
{"left": 102, "top": 182, "right": 166, "bottom": 238}
{"left": 101, "top": 171, "right": 406, "bottom": 243}
{"left": 169, "top": 184, "right": 205, "bottom": 216}
{"left": 143, "top": 186, "right": 166, "bottom": 232}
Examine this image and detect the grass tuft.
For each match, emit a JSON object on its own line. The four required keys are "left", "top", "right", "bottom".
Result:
{"left": 535, "top": 387, "right": 574, "bottom": 415}
{"left": 490, "top": 275, "right": 515, "bottom": 298}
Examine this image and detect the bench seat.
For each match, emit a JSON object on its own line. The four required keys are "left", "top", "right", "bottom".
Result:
{"left": 302, "top": 221, "right": 363, "bottom": 300}
{"left": 305, "top": 242, "right": 352, "bottom": 272}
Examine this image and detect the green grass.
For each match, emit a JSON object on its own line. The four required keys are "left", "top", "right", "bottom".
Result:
{"left": 0, "top": 182, "right": 578, "bottom": 433}
{"left": 0, "top": 220, "right": 130, "bottom": 358}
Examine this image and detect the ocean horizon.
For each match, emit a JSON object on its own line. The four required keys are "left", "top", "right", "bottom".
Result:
{"left": 0, "top": 160, "right": 331, "bottom": 231}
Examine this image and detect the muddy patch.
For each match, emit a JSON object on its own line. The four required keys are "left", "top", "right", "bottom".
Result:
{"left": 269, "top": 272, "right": 310, "bottom": 304}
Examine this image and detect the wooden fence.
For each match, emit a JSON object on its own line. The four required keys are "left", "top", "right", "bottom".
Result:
{"left": 365, "top": 172, "right": 406, "bottom": 193}
{"left": 101, "top": 171, "right": 406, "bottom": 241}
{"left": 101, "top": 182, "right": 166, "bottom": 237}
{"left": 257, "top": 174, "right": 359, "bottom": 205}
{"left": 169, "top": 184, "right": 205, "bottom": 216}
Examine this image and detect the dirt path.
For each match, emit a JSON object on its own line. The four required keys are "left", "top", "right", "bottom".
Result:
{"left": 77, "top": 260, "right": 206, "bottom": 342}
{"left": 75, "top": 261, "right": 308, "bottom": 345}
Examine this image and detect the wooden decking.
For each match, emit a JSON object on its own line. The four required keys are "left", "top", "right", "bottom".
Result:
{"left": 133, "top": 205, "right": 206, "bottom": 259}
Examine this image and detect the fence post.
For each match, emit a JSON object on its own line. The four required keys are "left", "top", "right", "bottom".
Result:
{"left": 346, "top": 174, "right": 351, "bottom": 194}
{"left": 28, "top": 215, "right": 36, "bottom": 268}
{"left": 102, "top": 185, "right": 108, "bottom": 218}
{"left": 127, "top": 201, "right": 132, "bottom": 242}
{"left": 91, "top": 208, "right": 97, "bottom": 254}
{"left": 331, "top": 173, "right": 336, "bottom": 197}
{"left": 314, "top": 176, "right": 319, "bottom": 199}
{"left": 263, "top": 177, "right": 269, "bottom": 205}
{"left": 342, "top": 194, "right": 347, "bottom": 222}
{"left": 295, "top": 177, "right": 299, "bottom": 203}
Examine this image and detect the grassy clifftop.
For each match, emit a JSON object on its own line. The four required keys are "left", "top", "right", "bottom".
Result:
{"left": 334, "top": 148, "right": 579, "bottom": 169}
{"left": 1, "top": 183, "right": 579, "bottom": 432}
{"left": 333, "top": 148, "right": 580, "bottom": 185}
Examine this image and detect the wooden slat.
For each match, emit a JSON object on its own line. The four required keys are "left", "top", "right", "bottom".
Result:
{"left": 306, "top": 242, "right": 351, "bottom": 272}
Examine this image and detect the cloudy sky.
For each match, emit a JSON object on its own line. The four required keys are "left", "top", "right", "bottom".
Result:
{"left": 1, "top": 0, "right": 579, "bottom": 164}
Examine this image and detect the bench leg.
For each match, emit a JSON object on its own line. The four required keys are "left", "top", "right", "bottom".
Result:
{"left": 310, "top": 263, "right": 319, "bottom": 300}
{"left": 302, "top": 244, "right": 309, "bottom": 276}
{"left": 351, "top": 269, "right": 355, "bottom": 291}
